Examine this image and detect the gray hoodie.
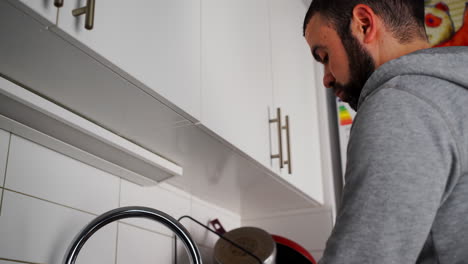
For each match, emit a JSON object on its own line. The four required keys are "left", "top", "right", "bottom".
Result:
{"left": 319, "top": 47, "right": 468, "bottom": 264}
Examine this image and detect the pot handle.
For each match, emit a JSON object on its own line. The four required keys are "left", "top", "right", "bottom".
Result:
{"left": 209, "top": 218, "right": 227, "bottom": 235}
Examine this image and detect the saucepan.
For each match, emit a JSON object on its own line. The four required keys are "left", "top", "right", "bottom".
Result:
{"left": 213, "top": 226, "right": 277, "bottom": 264}
{"left": 211, "top": 220, "right": 317, "bottom": 264}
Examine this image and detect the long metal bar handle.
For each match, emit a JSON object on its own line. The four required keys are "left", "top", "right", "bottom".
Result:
{"left": 72, "top": 0, "right": 95, "bottom": 30}
{"left": 269, "top": 108, "right": 284, "bottom": 169}
{"left": 54, "top": 0, "right": 64, "bottom": 7}
{"left": 283, "top": 115, "right": 292, "bottom": 174}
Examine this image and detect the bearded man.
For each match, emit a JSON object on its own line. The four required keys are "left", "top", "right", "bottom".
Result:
{"left": 303, "top": 0, "right": 468, "bottom": 263}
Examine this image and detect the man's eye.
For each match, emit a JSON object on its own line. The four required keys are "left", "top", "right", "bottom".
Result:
{"left": 323, "top": 55, "right": 329, "bottom": 64}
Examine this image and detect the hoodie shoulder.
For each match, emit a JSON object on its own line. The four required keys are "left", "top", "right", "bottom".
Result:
{"left": 358, "top": 47, "right": 468, "bottom": 110}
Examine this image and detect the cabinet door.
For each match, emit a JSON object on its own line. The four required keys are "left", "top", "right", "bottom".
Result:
{"left": 7, "top": 0, "right": 58, "bottom": 24}
{"left": 57, "top": 0, "right": 201, "bottom": 120}
{"left": 269, "top": 0, "right": 324, "bottom": 204}
{"left": 201, "top": 0, "right": 274, "bottom": 168}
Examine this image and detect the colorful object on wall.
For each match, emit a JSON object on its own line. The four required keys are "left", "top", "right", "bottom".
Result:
{"left": 335, "top": 98, "right": 355, "bottom": 181}
{"left": 425, "top": 0, "right": 468, "bottom": 47}
{"left": 338, "top": 105, "right": 353, "bottom": 126}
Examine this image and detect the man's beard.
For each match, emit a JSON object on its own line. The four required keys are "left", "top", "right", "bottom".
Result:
{"left": 334, "top": 31, "right": 376, "bottom": 111}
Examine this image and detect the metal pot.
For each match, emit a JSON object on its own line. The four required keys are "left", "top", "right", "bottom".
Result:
{"left": 213, "top": 226, "right": 276, "bottom": 264}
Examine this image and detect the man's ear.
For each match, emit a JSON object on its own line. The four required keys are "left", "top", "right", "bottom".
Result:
{"left": 351, "top": 4, "right": 377, "bottom": 44}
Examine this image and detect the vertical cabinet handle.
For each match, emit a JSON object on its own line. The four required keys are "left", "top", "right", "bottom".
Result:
{"left": 72, "top": 0, "right": 96, "bottom": 30}
{"left": 282, "top": 115, "right": 292, "bottom": 174}
{"left": 269, "top": 108, "right": 284, "bottom": 169}
{"left": 54, "top": 0, "right": 64, "bottom": 7}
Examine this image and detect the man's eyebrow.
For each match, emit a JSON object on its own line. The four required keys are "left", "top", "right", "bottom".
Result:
{"left": 312, "top": 45, "right": 325, "bottom": 63}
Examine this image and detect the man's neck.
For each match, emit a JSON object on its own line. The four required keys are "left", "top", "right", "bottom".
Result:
{"left": 375, "top": 38, "right": 431, "bottom": 68}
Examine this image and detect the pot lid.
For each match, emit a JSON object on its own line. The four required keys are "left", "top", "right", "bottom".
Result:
{"left": 214, "top": 227, "right": 276, "bottom": 264}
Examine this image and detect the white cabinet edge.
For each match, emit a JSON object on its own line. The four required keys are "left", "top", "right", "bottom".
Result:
{"left": 0, "top": 77, "right": 182, "bottom": 184}
{"left": 196, "top": 123, "right": 323, "bottom": 210}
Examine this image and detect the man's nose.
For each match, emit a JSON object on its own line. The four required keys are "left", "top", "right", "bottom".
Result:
{"left": 323, "top": 71, "right": 335, "bottom": 89}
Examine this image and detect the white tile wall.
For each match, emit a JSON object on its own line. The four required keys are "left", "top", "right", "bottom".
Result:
{"left": 0, "top": 129, "right": 10, "bottom": 187}
{"left": 0, "top": 133, "right": 244, "bottom": 264}
{"left": 5, "top": 135, "right": 120, "bottom": 214}
{"left": 116, "top": 223, "right": 173, "bottom": 264}
{"left": 0, "top": 190, "right": 116, "bottom": 264}
{"left": 0, "top": 132, "right": 331, "bottom": 264}
{"left": 116, "top": 223, "right": 217, "bottom": 264}
{"left": 119, "top": 179, "right": 192, "bottom": 236}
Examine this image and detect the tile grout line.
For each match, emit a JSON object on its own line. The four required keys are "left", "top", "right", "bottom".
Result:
{"left": 2, "top": 187, "right": 97, "bottom": 217}
{"left": 0, "top": 133, "right": 12, "bottom": 217}
{"left": 0, "top": 257, "right": 44, "bottom": 264}
{"left": 4, "top": 185, "right": 184, "bottom": 239}
{"left": 114, "top": 223, "right": 120, "bottom": 264}
{"left": 118, "top": 221, "right": 175, "bottom": 239}
{"left": 114, "top": 179, "right": 122, "bottom": 264}
{"left": 157, "top": 183, "right": 192, "bottom": 201}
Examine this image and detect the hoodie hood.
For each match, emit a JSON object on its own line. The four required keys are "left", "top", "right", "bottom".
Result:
{"left": 358, "top": 46, "right": 468, "bottom": 110}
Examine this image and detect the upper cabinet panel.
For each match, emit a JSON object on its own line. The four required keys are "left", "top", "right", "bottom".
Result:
{"left": 57, "top": 0, "right": 201, "bottom": 120}
{"left": 201, "top": 0, "right": 274, "bottom": 168}
{"left": 7, "top": 0, "right": 58, "bottom": 24}
{"left": 269, "top": 0, "right": 324, "bottom": 203}
{"left": 0, "top": 1, "right": 191, "bottom": 174}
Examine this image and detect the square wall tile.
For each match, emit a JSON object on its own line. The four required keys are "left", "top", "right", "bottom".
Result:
{"left": 5, "top": 135, "right": 119, "bottom": 214}
{"left": 0, "top": 190, "right": 116, "bottom": 264}
{"left": 120, "top": 179, "right": 191, "bottom": 236}
{"left": 190, "top": 197, "right": 241, "bottom": 248}
{"left": 116, "top": 223, "right": 173, "bottom": 264}
{"left": 0, "top": 129, "right": 10, "bottom": 187}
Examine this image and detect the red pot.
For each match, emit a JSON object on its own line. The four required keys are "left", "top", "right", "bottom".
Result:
{"left": 210, "top": 219, "right": 317, "bottom": 264}
{"left": 272, "top": 234, "right": 317, "bottom": 264}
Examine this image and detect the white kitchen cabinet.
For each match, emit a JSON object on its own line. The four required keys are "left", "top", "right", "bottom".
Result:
{"left": 57, "top": 0, "right": 201, "bottom": 120}
{"left": 268, "top": 0, "right": 324, "bottom": 203}
{"left": 7, "top": 0, "right": 58, "bottom": 24}
{"left": 1, "top": 0, "right": 327, "bottom": 228}
{"left": 201, "top": 0, "right": 274, "bottom": 168}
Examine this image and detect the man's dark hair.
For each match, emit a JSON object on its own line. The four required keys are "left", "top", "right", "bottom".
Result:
{"left": 303, "top": 0, "right": 427, "bottom": 43}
